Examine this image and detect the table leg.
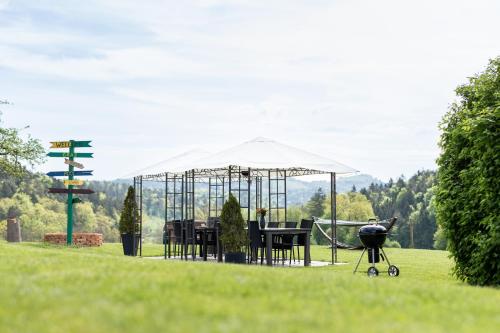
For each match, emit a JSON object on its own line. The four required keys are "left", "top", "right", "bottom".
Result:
{"left": 168, "top": 231, "right": 171, "bottom": 258}
{"left": 203, "top": 231, "right": 207, "bottom": 261}
{"left": 304, "top": 231, "right": 311, "bottom": 267}
{"left": 217, "top": 229, "right": 223, "bottom": 262}
{"left": 266, "top": 233, "right": 273, "bottom": 266}
{"left": 192, "top": 228, "right": 195, "bottom": 261}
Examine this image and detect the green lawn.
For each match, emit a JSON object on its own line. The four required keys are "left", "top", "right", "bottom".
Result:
{"left": 0, "top": 241, "right": 498, "bottom": 333}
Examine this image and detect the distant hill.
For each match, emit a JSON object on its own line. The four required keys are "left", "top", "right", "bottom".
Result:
{"left": 113, "top": 174, "right": 382, "bottom": 206}
{"left": 285, "top": 174, "right": 382, "bottom": 205}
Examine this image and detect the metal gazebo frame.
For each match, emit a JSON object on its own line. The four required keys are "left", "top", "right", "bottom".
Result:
{"left": 133, "top": 165, "right": 339, "bottom": 265}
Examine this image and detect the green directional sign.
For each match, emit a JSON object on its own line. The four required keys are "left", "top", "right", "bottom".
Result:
{"left": 72, "top": 197, "right": 82, "bottom": 204}
{"left": 73, "top": 141, "right": 92, "bottom": 148}
{"left": 47, "top": 152, "right": 93, "bottom": 158}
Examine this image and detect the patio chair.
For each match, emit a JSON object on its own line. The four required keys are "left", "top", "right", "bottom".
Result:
{"left": 170, "top": 220, "right": 182, "bottom": 257}
{"left": 163, "top": 220, "right": 176, "bottom": 258}
{"left": 294, "top": 219, "right": 314, "bottom": 264}
{"left": 200, "top": 217, "right": 219, "bottom": 258}
{"left": 271, "top": 221, "right": 297, "bottom": 265}
{"left": 283, "top": 221, "right": 297, "bottom": 264}
{"left": 207, "top": 217, "right": 220, "bottom": 228}
{"left": 182, "top": 219, "right": 198, "bottom": 260}
{"left": 266, "top": 222, "right": 281, "bottom": 263}
{"left": 247, "top": 220, "right": 264, "bottom": 264}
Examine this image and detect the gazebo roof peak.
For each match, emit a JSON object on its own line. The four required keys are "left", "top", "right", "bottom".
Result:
{"left": 246, "top": 136, "right": 274, "bottom": 143}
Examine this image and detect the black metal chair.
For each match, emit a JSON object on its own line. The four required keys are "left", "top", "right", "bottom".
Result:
{"left": 266, "top": 222, "right": 281, "bottom": 263}
{"left": 267, "top": 221, "right": 295, "bottom": 264}
{"left": 168, "top": 220, "right": 182, "bottom": 257}
{"left": 207, "top": 217, "right": 220, "bottom": 228}
{"left": 283, "top": 221, "right": 297, "bottom": 264}
{"left": 200, "top": 217, "right": 219, "bottom": 258}
{"left": 182, "top": 219, "right": 198, "bottom": 260}
{"left": 247, "top": 220, "right": 265, "bottom": 264}
{"left": 294, "top": 219, "right": 313, "bottom": 264}
{"left": 270, "top": 221, "right": 297, "bottom": 265}
{"left": 163, "top": 221, "right": 169, "bottom": 258}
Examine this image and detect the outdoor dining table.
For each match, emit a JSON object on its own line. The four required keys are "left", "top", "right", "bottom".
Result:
{"left": 261, "top": 228, "right": 312, "bottom": 267}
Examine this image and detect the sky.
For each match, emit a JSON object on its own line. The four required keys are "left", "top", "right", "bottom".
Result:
{"left": 1, "top": 0, "right": 499, "bottom": 181}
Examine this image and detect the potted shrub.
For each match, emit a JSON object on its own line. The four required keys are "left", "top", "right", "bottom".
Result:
{"left": 119, "top": 186, "right": 140, "bottom": 256}
{"left": 220, "top": 193, "right": 248, "bottom": 263}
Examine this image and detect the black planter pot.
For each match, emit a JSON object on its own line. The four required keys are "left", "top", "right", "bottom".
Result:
{"left": 121, "top": 233, "right": 140, "bottom": 256}
{"left": 224, "top": 252, "right": 246, "bottom": 264}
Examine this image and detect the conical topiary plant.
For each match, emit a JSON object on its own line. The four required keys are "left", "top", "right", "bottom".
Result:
{"left": 119, "top": 186, "right": 139, "bottom": 234}
{"left": 219, "top": 193, "right": 248, "bottom": 253}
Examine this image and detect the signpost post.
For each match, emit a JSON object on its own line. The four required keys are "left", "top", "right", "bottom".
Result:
{"left": 46, "top": 140, "right": 93, "bottom": 245}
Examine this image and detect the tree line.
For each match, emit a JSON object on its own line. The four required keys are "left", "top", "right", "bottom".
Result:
{"left": 1, "top": 169, "right": 441, "bottom": 249}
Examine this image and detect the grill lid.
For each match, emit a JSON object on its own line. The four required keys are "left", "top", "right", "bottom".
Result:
{"left": 358, "top": 224, "right": 387, "bottom": 248}
{"left": 359, "top": 224, "right": 387, "bottom": 235}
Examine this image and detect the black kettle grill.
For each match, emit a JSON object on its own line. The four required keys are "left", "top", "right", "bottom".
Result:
{"left": 353, "top": 223, "right": 399, "bottom": 277}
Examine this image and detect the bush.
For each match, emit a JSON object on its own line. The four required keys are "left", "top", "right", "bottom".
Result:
{"left": 436, "top": 57, "right": 500, "bottom": 286}
{"left": 119, "top": 186, "right": 139, "bottom": 234}
{"left": 219, "top": 193, "right": 247, "bottom": 253}
{"left": 433, "top": 226, "right": 447, "bottom": 250}
{"left": 384, "top": 239, "right": 401, "bottom": 248}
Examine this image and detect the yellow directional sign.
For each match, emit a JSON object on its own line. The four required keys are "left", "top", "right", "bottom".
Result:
{"left": 64, "top": 179, "right": 84, "bottom": 186}
{"left": 50, "top": 141, "right": 71, "bottom": 148}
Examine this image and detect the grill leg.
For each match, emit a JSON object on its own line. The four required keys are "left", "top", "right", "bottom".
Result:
{"left": 353, "top": 248, "right": 367, "bottom": 274}
{"left": 380, "top": 247, "right": 391, "bottom": 266}
{"left": 371, "top": 248, "right": 376, "bottom": 267}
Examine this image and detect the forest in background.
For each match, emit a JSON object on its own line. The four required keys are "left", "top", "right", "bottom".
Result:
{"left": 0, "top": 170, "right": 440, "bottom": 249}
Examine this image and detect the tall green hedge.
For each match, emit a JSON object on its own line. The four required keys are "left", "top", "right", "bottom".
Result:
{"left": 436, "top": 57, "right": 500, "bottom": 286}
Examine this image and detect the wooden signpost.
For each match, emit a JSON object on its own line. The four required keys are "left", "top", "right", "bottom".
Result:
{"left": 46, "top": 140, "right": 94, "bottom": 245}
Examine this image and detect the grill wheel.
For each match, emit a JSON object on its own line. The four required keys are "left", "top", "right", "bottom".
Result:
{"left": 388, "top": 265, "right": 400, "bottom": 277}
{"left": 367, "top": 266, "right": 379, "bottom": 277}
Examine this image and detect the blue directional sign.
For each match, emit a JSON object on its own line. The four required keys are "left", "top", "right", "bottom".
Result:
{"left": 46, "top": 170, "right": 93, "bottom": 177}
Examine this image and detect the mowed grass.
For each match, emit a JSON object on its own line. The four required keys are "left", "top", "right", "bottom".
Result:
{"left": 0, "top": 241, "right": 499, "bottom": 333}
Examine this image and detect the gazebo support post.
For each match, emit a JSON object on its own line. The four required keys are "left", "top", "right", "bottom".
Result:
{"left": 208, "top": 177, "right": 212, "bottom": 218}
{"left": 330, "top": 172, "right": 337, "bottom": 264}
{"left": 247, "top": 168, "right": 251, "bottom": 222}
{"left": 167, "top": 172, "right": 170, "bottom": 259}
{"left": 284, "top": 170, "right": 287, "bottom": 222}
{"left": 133, "top": 176, "right": 136, "bottom": 256}
{"left": 181, "top": 172, "right": 185, "bottom": 259}
{"left": 268, "top": 170, "right": 271, "bottom": 222}
{"left": 132, "top": 176, "right": 143, "bottom": 257}
{"left": 228, "top": 166, "right": 232, "bottom": 196}
{"left": 191, "top": 169, "right": 195, "bottom": 261}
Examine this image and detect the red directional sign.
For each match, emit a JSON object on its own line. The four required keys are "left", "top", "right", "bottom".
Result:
{"left": 48, "top": 188, "right": 94, "bottom": 195}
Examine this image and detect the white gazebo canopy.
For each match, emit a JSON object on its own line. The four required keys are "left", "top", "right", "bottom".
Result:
{"left": 136, "top": 149, "right": 211, "bottom": 179}
{"left": 179, "top": 137, "right": 358, "bottom": 176}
